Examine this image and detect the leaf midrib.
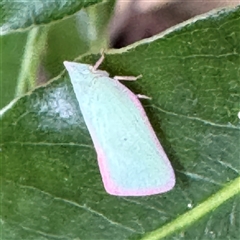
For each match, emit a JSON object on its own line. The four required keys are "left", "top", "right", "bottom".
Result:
{"left": 141, "top": 177, "right": 240, "bottom": 240}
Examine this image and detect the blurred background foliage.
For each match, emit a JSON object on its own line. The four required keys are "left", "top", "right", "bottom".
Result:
{"left": 1, "top": 0, "right": 238, "bottom": 108}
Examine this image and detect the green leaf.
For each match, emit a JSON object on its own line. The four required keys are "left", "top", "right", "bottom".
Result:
{"left": 0, "top": 0, "right": 114, "bottom": 108}
{"left": 44, "top": 0, "right": 115, "bottom": 78}
{"left": 0, "top": 0, "right": 103, "bottom": 34}
{"left": 14, "top": 27, "right": 49, "bottom": 97}
{"left": 1, "top": 6, "right": 240, "bottom": 240}
{"left": 0, "top": 32, "right": 28, "bottom": 108}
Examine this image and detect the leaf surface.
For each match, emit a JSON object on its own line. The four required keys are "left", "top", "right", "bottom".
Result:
{"left": 1, "top": 6, "right": 240, "bottom": 240}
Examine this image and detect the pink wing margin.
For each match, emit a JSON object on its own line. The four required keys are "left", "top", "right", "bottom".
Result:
{"left": 87, "top": 78, "right": 175, "bottom": 196}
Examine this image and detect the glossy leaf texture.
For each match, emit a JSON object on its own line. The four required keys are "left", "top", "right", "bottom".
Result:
{"left": 0, "top": 0, "right": 103, "bottom": 34}
{"left": 0, "top": 0, "right": 114, "bottom": 108}
{"left": 1, "top": 6, "right": 240, "bottom": 240}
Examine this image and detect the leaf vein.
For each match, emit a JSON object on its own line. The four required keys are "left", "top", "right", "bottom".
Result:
{"left": 20, "top": 225, "right": 70, "bottom": 240}
{"left": 1, "top": 141, "right": 92, "bottom": 149}
{"left": 15, "top": 183, "right": 138, "bottom": 234}
{"left": 152, "top": 105, "right": 240, "bottom": 130}
{"left": 178, "top": 171, "right": 223, "bottom": 185}
{"left": 122, "top": 198, "right": 168, "bottom": 215}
